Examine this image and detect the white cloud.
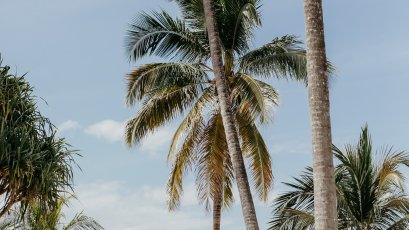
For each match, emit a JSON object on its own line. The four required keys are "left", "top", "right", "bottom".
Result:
{"left": 139, "top": 128, "right": 173, "bottom": 156}
{"left": 84, "top": 119, "right": 173, "bottom": 155}
{"left": 84, "top": 120, "right": 125, "bottom": 143}
{"left": 64, "top": 181, "right": 219, "bottom": 230}
{"left": 64, "top": 180, "right": 278, "bottom": 230}
{"left": 58, "top": 120, "right": 80, "bottom": 133}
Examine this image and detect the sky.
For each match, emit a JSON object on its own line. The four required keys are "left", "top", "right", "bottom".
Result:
{"left": 1, "top": 0, "right": 409, "bottom": 229}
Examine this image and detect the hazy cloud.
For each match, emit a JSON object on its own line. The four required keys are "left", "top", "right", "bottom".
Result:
{"left": 84, "top": 120, "right": 125, "bottom": 143}
{"left": 65, "top": 181, "right": 216, "bottom": 230}
{"left": 139, "top": 128, "right": 173, "bottom": 156}
{"left": 84, "top": 120, "right": 173, "bottom": 155}
{"left": 58, "top": 120, "right": 80, "bottom": 133}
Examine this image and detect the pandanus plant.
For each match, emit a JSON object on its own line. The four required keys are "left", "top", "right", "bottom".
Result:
{"left": 0, "top": 59, "right": 77, "bottom": 218}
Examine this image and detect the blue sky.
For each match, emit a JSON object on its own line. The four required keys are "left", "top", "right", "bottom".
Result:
{"left": 1, "top": 0, "right": 409, "bottom": 229}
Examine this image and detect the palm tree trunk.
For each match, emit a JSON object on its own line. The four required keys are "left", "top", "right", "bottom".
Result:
{"left": 302, "top": 0, "right": 338, "bottom": 229}
{"left": 202, "top": 0, "right": 259, "bottom": 229}
{"left": 213, "top": 192, "right": 222, "bottom": 230}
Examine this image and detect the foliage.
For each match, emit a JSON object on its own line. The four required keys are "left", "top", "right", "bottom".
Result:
{"left": 0, "top": 197, "right": 104, "bottom": 230}
{"left": 0, "top": 59, "right": 77, "bottom": 217}
{"left": 269, "top": 126, "right": 409, "bottom": 229}
{"left": 124, "top": 0, "right": 309, "bottom": 212}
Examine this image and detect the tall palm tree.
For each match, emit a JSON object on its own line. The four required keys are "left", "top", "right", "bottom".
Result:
{"left": 0, "top": 60, "right": 77, "bottom": 217}
{"left": 124, "top": 1, "right": 307, "bottom": 228}
{"left": 269, "top": 126, "right": 409, "bottom": 229}
{"left": 302, "top": 0, "right": 337, "bottom": 228}
{"left": 202, "top": 0, "right": 258, "bottom": 228}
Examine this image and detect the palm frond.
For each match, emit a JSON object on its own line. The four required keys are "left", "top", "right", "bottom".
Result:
{"left": 174, "top": 0, "right": 261, "bottom": 55}
{"left": 376, "top": 149, "right": 409, "bottom": 193}
{"left": 126, "top": 10, "right": 208, "bottom": 62}
{"left": 126, "top": 62, "right": 209, "bottom": 105}
{"left": 125, "top": 84, "right": 200, "bottom": 146}
{"left": 334, "top": 125, "right": 376, "bottom": 222}
{"left": 167, "top": 117, "right": 204, "bottom": 211}
{"left": 196, "top": 112, "right": 233, "bottom": 210}
{"left": 238, "top": 35, "right": 307, "bottom": 81}
{"left": 232, "top": 73, "right": 279, "bottom": 123}
{"left": 173, "top": 0, "right": 205, "bottom": 30}
{"left": 63, "top": 212, "right": 104, "bottom": 230}
{"left": 386, "top": 214, "right": 409, "bottom": 230}
{"left": 168, "top": 87, "right": 216, "bottom": 162}
{"left": 269, "top": 208, "right": 314, "bottom": 230}
{"left": 219, "top": 0, "right": 261, "bottom": 54}
{"left": 237, "top": 117, "right": 272, "bottom": 201}
{"left": 271, "top": 125, "right": 409, "bottom": 229}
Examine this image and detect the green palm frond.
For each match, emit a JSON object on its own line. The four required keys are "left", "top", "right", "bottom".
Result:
{"left": 270, "top": 125, "right": 409, "bottom": 229}
{"left": 239, "top": 35, "right": 307, "bottom": 81}
{"left": 174, "top": 0, "right": 261, "bottom": 54}
{"left": 269, "top": 208, "right": 314, "bottom": 230}
{"left": 218, "top": 0, "right": 261, "bottom": 54}
{"left": 237, "top": 117, "right": 272, "bottom": 201}
{"left": 125, "top": 0, "right": 310, "bottom": 220}
{"left": 274, "top": 167, "right": 315, "bottom": 213}
{"left": 173, "top": 0, "right": 205, "bottom": 30}
{"left": 126, "top": 62, "right": 209, "bottom": 105}
{"left": 232, "top": 73, "right": 279, "bottom": 123}
{"left": 125, "top": 84, "right": 201, "bottom": 146}
{"left": 63, "top": 212, "right": 104, "bottom": 230}
{"left": 126, "top": 10, "right": 208, "bottom": 62}
{"left": 337, "top": 126, "right": 378, "bottom": 222}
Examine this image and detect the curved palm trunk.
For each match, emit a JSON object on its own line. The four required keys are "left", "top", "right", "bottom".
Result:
{"left": 202, "top": 0, "right": 259, "bottom": 229}
{"left": 213, "top": 192, "right": 222, "bottom": 230}
{"left": 303, "top": 0, "right": 338, "bottom": 229}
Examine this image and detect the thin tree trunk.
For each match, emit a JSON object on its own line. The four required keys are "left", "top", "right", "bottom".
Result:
{"left": 213, "top": 192, "right": 222, "bottom": 230}
{"left": 202, "top": 0, "right": 259, "bottom": 229}
{"left": 302, "top": 0, "right": 338, "bottom": 229}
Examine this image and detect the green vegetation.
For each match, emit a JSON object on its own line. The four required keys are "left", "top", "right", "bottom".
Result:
{"left": 0, "top": 59, "right": 103, "bottom": 229}
{"left": 0, "top": 197, "right": 103, "bottom": 230}
{"left": 0, "top": 0, "right": 406, "bottom": 229}
{"left": 0, "top": 60, "right": 76, "bottom": 217}
{"left": 269, "top": 126, "right": 409, "bottom": 229}
{"left": 124, "top": 0, "right": 307, "bottom": 227}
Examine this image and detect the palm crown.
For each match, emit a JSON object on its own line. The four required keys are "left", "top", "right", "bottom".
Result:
{"left": 124, "top": 0, "right": 307, "bottom": 211}
{"left": 269, "top": 126, "right": 409, "bottom": 229}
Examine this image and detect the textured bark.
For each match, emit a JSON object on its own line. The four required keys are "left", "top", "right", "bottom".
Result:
{"left": 213, "top": 193, "right": 222, "bottom": 230}
{"left": 202, "top": 0, "right": 259, "bottom": 229}
{"left": 303, "top": 0, "right": 338, "bottom": 229}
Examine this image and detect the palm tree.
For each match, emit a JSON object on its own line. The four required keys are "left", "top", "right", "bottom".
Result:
{"left": 269, "top": 126, "right": 409, "bottom": 229}
{"left": 0, "top": 198, "right": 104, "bottom": 230}
{"left": 302, "top": 0, "right": 337, "bottom": 228}
{"left": 124, "top": 1, "right": 307, "bottom": 228}
{"left": 202, "top": 0, "right": 259, "bottom": 228}
{"left": 0, "top": 60, "right": 77, "bottom": 217}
